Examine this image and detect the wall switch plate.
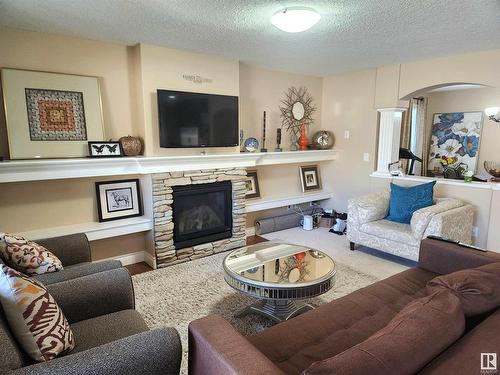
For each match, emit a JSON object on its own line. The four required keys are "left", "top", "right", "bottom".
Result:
{"left": 363, "top": 152, "right": 370, "bottom": 162}
{"left": 472, "top": 226, "right": 478, "bottom": 238}
{"left": 344, "top": 130, "right": 350, "bottom": 139}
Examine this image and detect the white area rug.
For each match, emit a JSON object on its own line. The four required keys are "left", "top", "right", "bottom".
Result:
{"left": 133, "top": 249, "right": 379, "bottom": 374}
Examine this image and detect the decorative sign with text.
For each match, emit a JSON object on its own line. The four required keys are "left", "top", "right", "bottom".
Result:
{"left": 182, "top": 74, "right": 213, "bottom": 84}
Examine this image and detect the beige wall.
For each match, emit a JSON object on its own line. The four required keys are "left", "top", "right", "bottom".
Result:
{"left": 1, "top": 26, "right": 500, "bottom": 256}
{"left": 0, "top": 27, "right": 329, "bottom": 259}
{"left": 0, "top": 175, "right": 151, "bottom": 260}
{"left": 399, "top": 49, "right": 500, "bottom": 99}
{"left": 320, "top": 69, "right": 378, "bottom": 212}
{"left": 424, "top": 87, "right": 500, "bottom": 175}
{"left": 239, "top": 63, "right": 323, "bottom": 150}
{"left": 0, "top": 27, "right": 137, "bottom": 149}
{"left": 135, "top": 43, "right": 240, "bottom": 156}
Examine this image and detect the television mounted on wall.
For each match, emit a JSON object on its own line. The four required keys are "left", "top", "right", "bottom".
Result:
{"left": 157, "top": 89, "right": 239, "bottom": 148}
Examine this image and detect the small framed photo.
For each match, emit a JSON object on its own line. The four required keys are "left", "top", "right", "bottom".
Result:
{"left": 95, "top": 179, "right": 142, "bottom": 222}
{"left": 300, "top": 165, "right": 321, "bottom": 192}
{"left": 88, "top": 141, "right": 123, "bottom": 157}
{"left": 245, "top": 170, "right": 260, "bottom": 198}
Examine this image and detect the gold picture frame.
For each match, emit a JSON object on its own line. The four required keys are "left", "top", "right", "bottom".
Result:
{"left": 1, "top": 68, "right": 104, "bottom": 159}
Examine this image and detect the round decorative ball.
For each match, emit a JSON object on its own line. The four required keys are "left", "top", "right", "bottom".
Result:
{"left": 119, "top": 135, "right": 142, "bottom": 156}
{"left": 312, "top": 130, "right": 335, "bottom": 150}
{"left": 244, "top": 137, "right": 259, "bottom": 153}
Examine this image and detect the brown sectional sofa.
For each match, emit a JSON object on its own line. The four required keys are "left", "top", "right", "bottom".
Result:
{"left": 189, "top": 238, "right": 500, "bottom": 375}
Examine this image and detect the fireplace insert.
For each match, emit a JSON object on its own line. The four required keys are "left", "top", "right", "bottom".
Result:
{"left": 172, "top": 181, "right": 233, "bottom": 249}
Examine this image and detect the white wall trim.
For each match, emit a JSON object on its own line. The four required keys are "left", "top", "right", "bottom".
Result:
{"left": 245, "top": 226, "right": 256, "bottom": 237}
{"left": 0, "top": 150, "right": 338, "bottom": 183}
{"left": 97, "top": 250, "right": 146, "bottom": 267}
{"left": 96, "top": 250, "right": 156, "bottom": 268}
{"left": 143, "top": 251, "right": 157, "bottom": 269}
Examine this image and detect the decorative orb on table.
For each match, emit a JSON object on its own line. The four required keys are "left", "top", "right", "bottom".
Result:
{"left": 244, "top": 137, "right": 259, "bottom": 153}
{"left": 311, "top": 130, "right": 335, "bottom": 150}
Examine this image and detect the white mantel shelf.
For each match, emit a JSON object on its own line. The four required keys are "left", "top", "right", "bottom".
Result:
{"left": 245, "top": 191, "right": 334, "bottom": 213}
{"left": 0, "top": 150, "right": 337, "bottom": 183}
{"left": 14, "top": 217, "right": 153, "bottom": 241}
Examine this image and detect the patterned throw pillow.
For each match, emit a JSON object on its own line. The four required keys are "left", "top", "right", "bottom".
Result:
{"left": 0, "top": 264, "right": 75, "bottom": 361}
{"left": 0, "top": 233, "right": 63, "bottom": 275}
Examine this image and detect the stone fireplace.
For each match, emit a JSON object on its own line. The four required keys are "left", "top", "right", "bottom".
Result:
{"left": 152, "top": 168, "right": 247, "bottom": 268}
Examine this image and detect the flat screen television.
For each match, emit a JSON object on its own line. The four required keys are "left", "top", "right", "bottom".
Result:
{"left": 157, "top": 89, "right": 239, "bottom": 148}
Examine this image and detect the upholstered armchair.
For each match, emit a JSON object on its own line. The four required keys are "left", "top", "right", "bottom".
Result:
{"left": 347, "top": 190, "right": 474, "bottom": 261}
{"left": 1, "top": 262, "right": 182, "bottom": 374}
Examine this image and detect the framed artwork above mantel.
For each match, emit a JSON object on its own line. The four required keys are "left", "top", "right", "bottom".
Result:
{"left": 1, "top": 68, "right": 105, "bottom": 159}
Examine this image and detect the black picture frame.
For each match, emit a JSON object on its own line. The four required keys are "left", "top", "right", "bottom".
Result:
{"left": 300, "top": 165, "right": 321, "bottom": 192}
{"left": 95, "top": 179, "right": 143, "bottom": 222}
{"left": 245, "top": 170, "right": 261, "bottom": 198}
{"left": 88, "top": 141, "right": 123, "bottom": 158}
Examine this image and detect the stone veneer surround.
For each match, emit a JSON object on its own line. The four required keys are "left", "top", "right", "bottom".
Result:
{"left": 152, "top": 168, "right": 247, "bottom": 268}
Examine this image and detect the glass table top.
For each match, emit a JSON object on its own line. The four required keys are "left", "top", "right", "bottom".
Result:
{"left": 223, "top": 242, "right": 335, "bottom": 286}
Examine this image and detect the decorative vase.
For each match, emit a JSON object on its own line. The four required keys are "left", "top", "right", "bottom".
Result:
{"left": 290, "top": 133, "right": 298, "bottom": 151}
{"left": 295, "top": 252, "right": 306, "bottom": 272}
{"left": 298, "top": 123, "right": 309, "bottom": 151}
{"left": 118, "top": 135, "right": 142, "bottom": 156}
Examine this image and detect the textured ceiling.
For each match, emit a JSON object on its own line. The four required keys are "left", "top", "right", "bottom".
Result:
{"left": 1, "top": 0, "right": 500, "bottom": 76}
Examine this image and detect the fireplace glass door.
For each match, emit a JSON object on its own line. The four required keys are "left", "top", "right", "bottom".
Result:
{"left": 172, "top": 181, "right": 233, "bottom": 249}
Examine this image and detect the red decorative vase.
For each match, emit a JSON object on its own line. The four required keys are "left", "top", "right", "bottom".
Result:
{"left": 295, "top": 252, "right": 306, "bottom": 272}
{"left": 298, "top": 123, "right": 309, "bottom": 151}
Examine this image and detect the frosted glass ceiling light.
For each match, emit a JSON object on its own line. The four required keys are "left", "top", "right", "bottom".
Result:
{"left": 271, "top": 7, "right": 321, "bottom": 33}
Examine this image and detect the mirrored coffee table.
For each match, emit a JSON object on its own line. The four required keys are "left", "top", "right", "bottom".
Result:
{"left": 223, "top": 242, "right": 336, "bottom": 322}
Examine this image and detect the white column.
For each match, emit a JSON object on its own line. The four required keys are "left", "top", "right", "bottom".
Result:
{"left": 375, "top": 108, "right": 406, "bottom": 175}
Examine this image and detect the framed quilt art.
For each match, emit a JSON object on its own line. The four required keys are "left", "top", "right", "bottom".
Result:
{"left": 1, "top": 68, "right": 104, "bottom": 159}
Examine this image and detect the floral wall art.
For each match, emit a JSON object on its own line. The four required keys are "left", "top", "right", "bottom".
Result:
{"left": 427, "top": 112, "right": 483, "bottom": 177}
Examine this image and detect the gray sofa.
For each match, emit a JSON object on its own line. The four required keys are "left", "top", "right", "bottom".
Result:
{"left": 1, "top": 234, "right": 182, "bottom": 375}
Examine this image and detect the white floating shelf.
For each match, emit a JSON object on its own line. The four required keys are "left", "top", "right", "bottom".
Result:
{"left": 14, "top": 217, "right": 153, "bottom": 241}
{"left": 0, "top": 150, "right": 337, "bottom": 183}
{"left": 245, "top": 191, "right": 334, "bottom": 213}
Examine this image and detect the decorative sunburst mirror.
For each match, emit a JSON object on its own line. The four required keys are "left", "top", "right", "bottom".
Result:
{"left": 279, "top": 86, "right": 316, "bottom": 135}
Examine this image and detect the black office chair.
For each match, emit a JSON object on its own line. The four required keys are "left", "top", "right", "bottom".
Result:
{"left": 399, "top": 148, "right": 422, "bottom": 175}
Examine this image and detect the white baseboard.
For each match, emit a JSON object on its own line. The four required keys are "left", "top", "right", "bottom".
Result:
{"left": 97, "top": 230, "right": 256, "bottom": 269}
{"left": 97, "top": 250, "right": 156, "bottom": 268}
{"left": 144, "top": 251, "right": 157, "bottom": 269}
{"left": 245, "top": 226, "right": 256, "bottom": 237}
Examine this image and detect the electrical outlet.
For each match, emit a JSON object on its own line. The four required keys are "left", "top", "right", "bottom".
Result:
{"left": 472, "top": 226, "right": 478, "bottom": 238}
{"left": 363, "top": 152, "right": 370, "bottom": 162}
{"left": 344, "top": 130, "right": 350, "bottom": 139}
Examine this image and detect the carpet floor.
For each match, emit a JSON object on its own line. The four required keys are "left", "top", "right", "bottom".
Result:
{"left": 133, "top": 251, "right": 379, "bottom": 374}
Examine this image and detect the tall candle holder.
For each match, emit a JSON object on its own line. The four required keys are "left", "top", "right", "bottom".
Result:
{"left": 275, "top": 128, "right": 282, "bottom": 152}
{"left": 260, "top": 111, "right": 268, "bottom": 152}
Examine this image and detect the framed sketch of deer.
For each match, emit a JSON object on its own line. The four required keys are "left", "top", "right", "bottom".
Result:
{"left": 95, "top": 179, "right": 143, "bottom": 222}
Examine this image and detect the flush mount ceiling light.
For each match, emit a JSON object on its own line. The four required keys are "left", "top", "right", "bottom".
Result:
{"left": 271, "top": 7, "right": 321, "bottom": 33}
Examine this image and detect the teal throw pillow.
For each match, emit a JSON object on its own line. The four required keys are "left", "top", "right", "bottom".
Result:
{"left": 386, "top": 181, "right": 436, "bottom": 224}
